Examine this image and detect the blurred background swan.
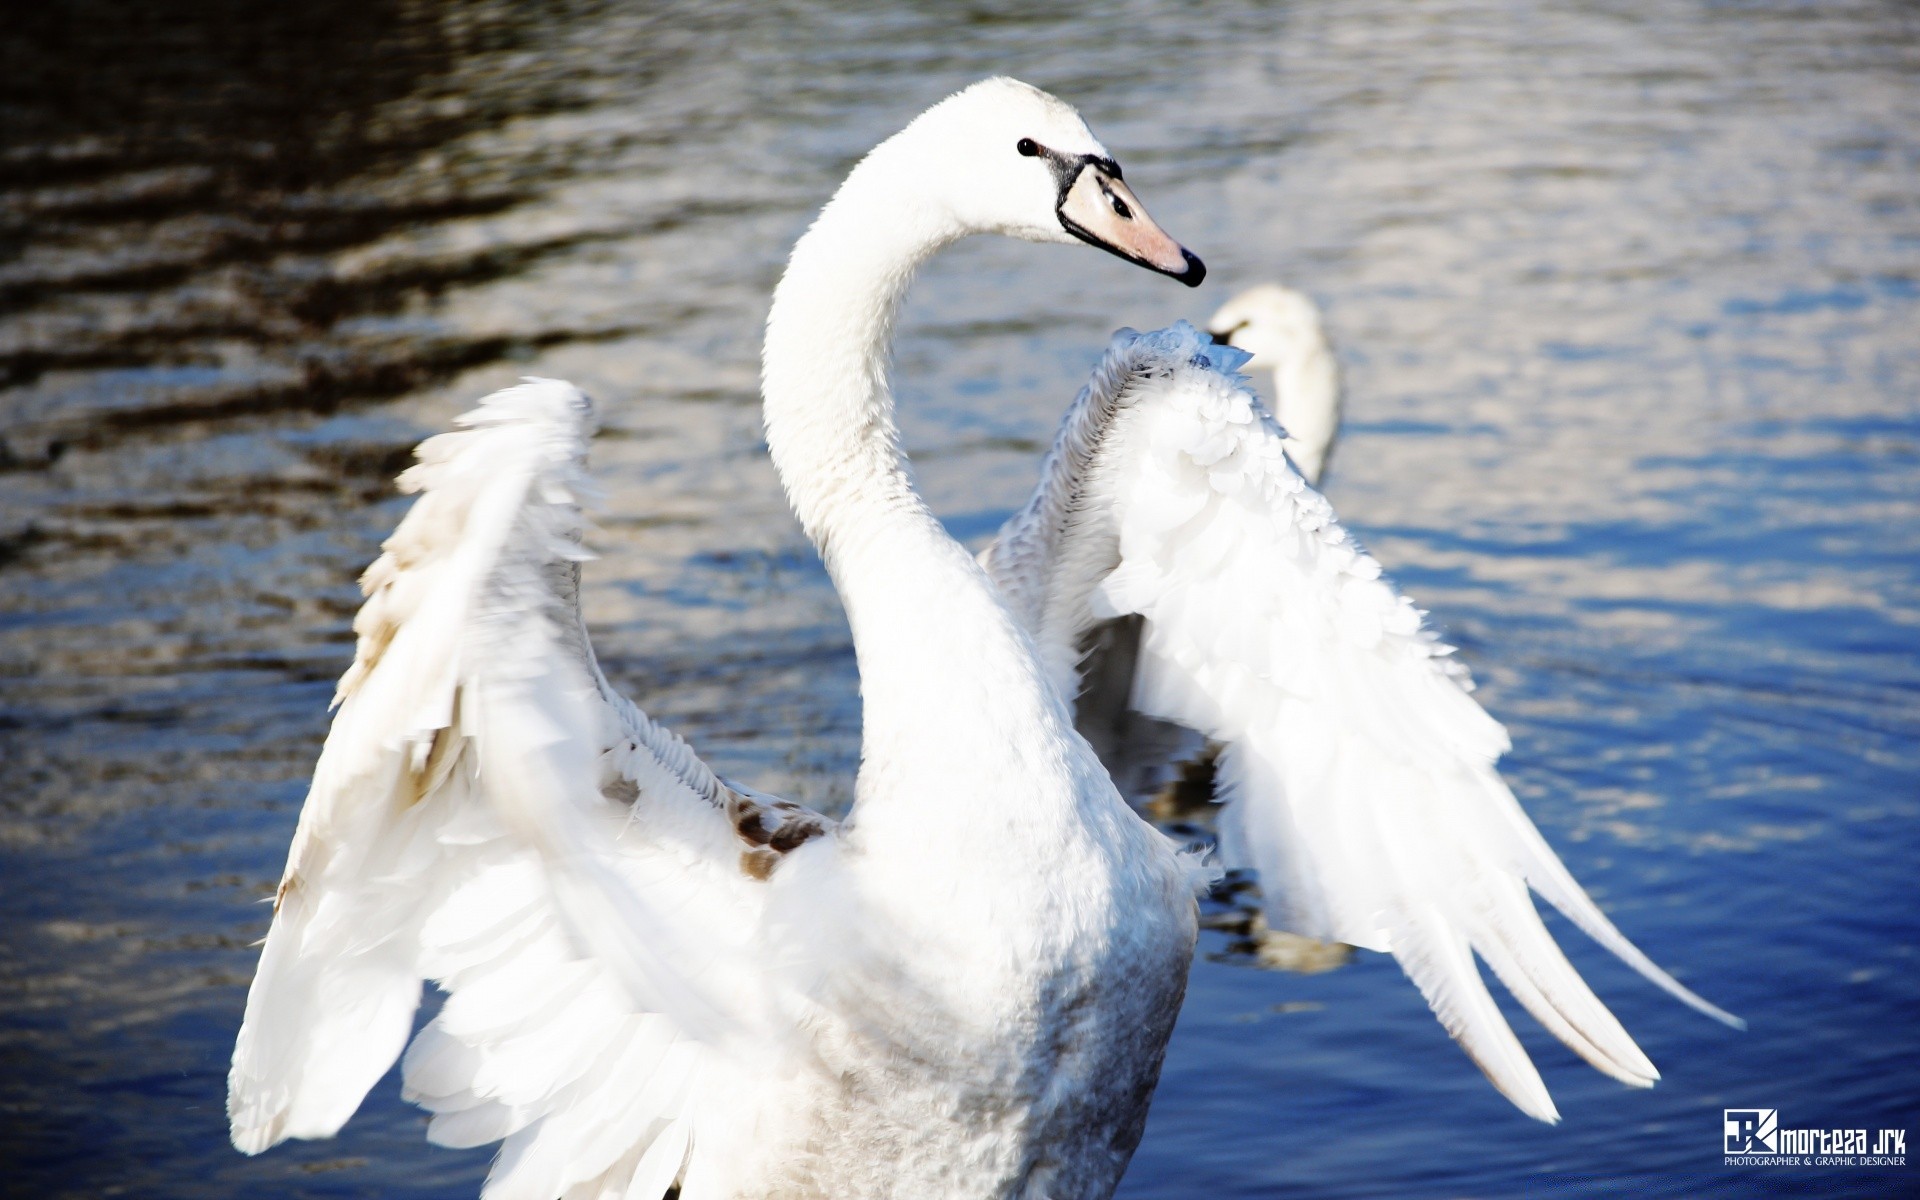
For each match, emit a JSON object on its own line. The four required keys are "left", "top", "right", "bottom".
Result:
{"left": 1206, "top": 285, "right": 1342, "bottom": 488}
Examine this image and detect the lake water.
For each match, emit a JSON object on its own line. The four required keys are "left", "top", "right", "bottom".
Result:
{"left": 3, "top": 2, "right": 1917, "bottom": 1197}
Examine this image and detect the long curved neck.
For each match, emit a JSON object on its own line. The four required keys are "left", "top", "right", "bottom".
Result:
{"left": 762, "top": 147, "right": 954, "bottom": 561}
{"left": 762, "top": 147, "right": 1087, "bottom": 838}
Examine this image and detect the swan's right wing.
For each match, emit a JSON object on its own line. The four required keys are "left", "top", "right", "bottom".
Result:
{"left": 230, "top": 380, "right": 833, "bottom": 1199}
{"left": 985, "top": 325, "right": 1736, "bottom": 1122}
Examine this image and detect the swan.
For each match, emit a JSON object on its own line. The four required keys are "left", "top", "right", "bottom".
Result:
{"left": 1205, "top": 284, "right": 1341, "bottom": 486}
{"left": 228, "top": 78, "right": 1734, "bottom": 1199}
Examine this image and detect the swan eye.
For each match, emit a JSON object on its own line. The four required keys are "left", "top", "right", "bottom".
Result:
{"left": 1016, "top": 137, "right": 1040, "bottom": 157}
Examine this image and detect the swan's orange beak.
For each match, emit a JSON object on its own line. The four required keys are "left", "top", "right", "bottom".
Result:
{"left": 1057, "top": 164, "right": 1204, "bottom": 287}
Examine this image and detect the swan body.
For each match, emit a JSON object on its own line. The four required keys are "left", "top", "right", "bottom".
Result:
{"left": 232, "top": 79, "right": 1203, "bottom": 1200}
{"left": 229, "top": 78, "right": 1732, "bottom": 1199}
{"left": 1206, "top": 284, "right": 1342, "bottom": 485}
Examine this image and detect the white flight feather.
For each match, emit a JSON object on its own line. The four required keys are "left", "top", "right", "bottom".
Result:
{"left": 229, "top": 378, "right": 819, "bottom": 1198}
{"left": 984, "top": 322, "right": 1739, "bottom": 1122}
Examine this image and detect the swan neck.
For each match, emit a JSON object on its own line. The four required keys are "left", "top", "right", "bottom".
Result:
{"left": 760, "top": 146, "right": 1096, "bottom": 840}
{"left": 760, "top": 151, "right": 989, "bottom": 690}
{"left": 761, "top": 157, "right": 955, "bottom": 554}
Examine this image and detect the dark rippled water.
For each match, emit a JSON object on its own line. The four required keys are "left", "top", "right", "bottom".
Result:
{"left": 3, "top": 2, "right": 1917, "bottom": 1197}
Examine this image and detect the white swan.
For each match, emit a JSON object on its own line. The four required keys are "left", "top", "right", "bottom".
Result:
{"left": 1206, "top": 284, "right": 1341, "bottom": 486}
{"left": 228, "top": 79, "right": 1733, "bottom": 1200}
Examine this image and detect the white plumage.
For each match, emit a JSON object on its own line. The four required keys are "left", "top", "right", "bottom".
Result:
{"left": 230, "top": 78, "right": 1731, "bottom": 1199}
{"left": 230, "top": 381, "right": 758, "bottom": 1196}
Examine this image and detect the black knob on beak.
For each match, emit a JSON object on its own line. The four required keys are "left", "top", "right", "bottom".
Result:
{"left": 1176, "top": 250, "right": 1206, "bottom": 288}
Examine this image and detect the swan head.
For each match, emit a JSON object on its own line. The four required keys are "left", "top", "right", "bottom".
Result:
{"left": 886, "top": 77, "right": 1205, "bottom": 286}
{"left": 1206, "top": 284, "right": 1330, "bottom": 368}
{"left": 1208, "top": 283, "right": 1342, "bottom": 485}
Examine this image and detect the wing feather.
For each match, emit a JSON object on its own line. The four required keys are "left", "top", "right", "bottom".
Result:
{"left": 985, "top": 324, "right": 1737, "bottom": 1119}
{"left": 230, "top": 379, "right": 832, "bottom": 1197}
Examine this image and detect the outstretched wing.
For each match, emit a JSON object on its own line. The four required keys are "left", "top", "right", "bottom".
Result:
{"left": 229, "top": 379, "right": 832, "bottom": 1197}
{"left": 983, "top": 324, "right": 1737, "bottom": 1122}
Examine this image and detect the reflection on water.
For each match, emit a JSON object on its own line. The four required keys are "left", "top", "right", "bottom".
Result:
{"left": 3, "top": 2, "right": 1917, "bottom": 1197}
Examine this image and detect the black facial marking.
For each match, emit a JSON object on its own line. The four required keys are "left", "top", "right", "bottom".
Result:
{"left": 1018, "top": 138, "right": 1113, "bottom": 196}
{"left": 1026, "top": 140, "right": 1205, "bottom": 288}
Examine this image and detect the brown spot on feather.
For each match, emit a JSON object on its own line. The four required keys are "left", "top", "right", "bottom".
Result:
{"left": 404, "top": 689, "right": 465, "bottom": 807}
{"left": 724, "top": 788, "right": 827, "bottom": 880}
{"left": 770, "top": 818, "right": 824, "bottom": 853}
{"left": 273, "top": 872, "right": 299, "bottom": 914}
{"left": 734, "top": 808, "right": 772, "bottom": 845}
{"left": 601, "top": 777, "right": 640, "bottom": 804}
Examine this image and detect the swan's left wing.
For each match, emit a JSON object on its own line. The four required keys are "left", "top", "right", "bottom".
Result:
{"left": 983, "top": 323, "right": 1737, "bottom": 1121}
